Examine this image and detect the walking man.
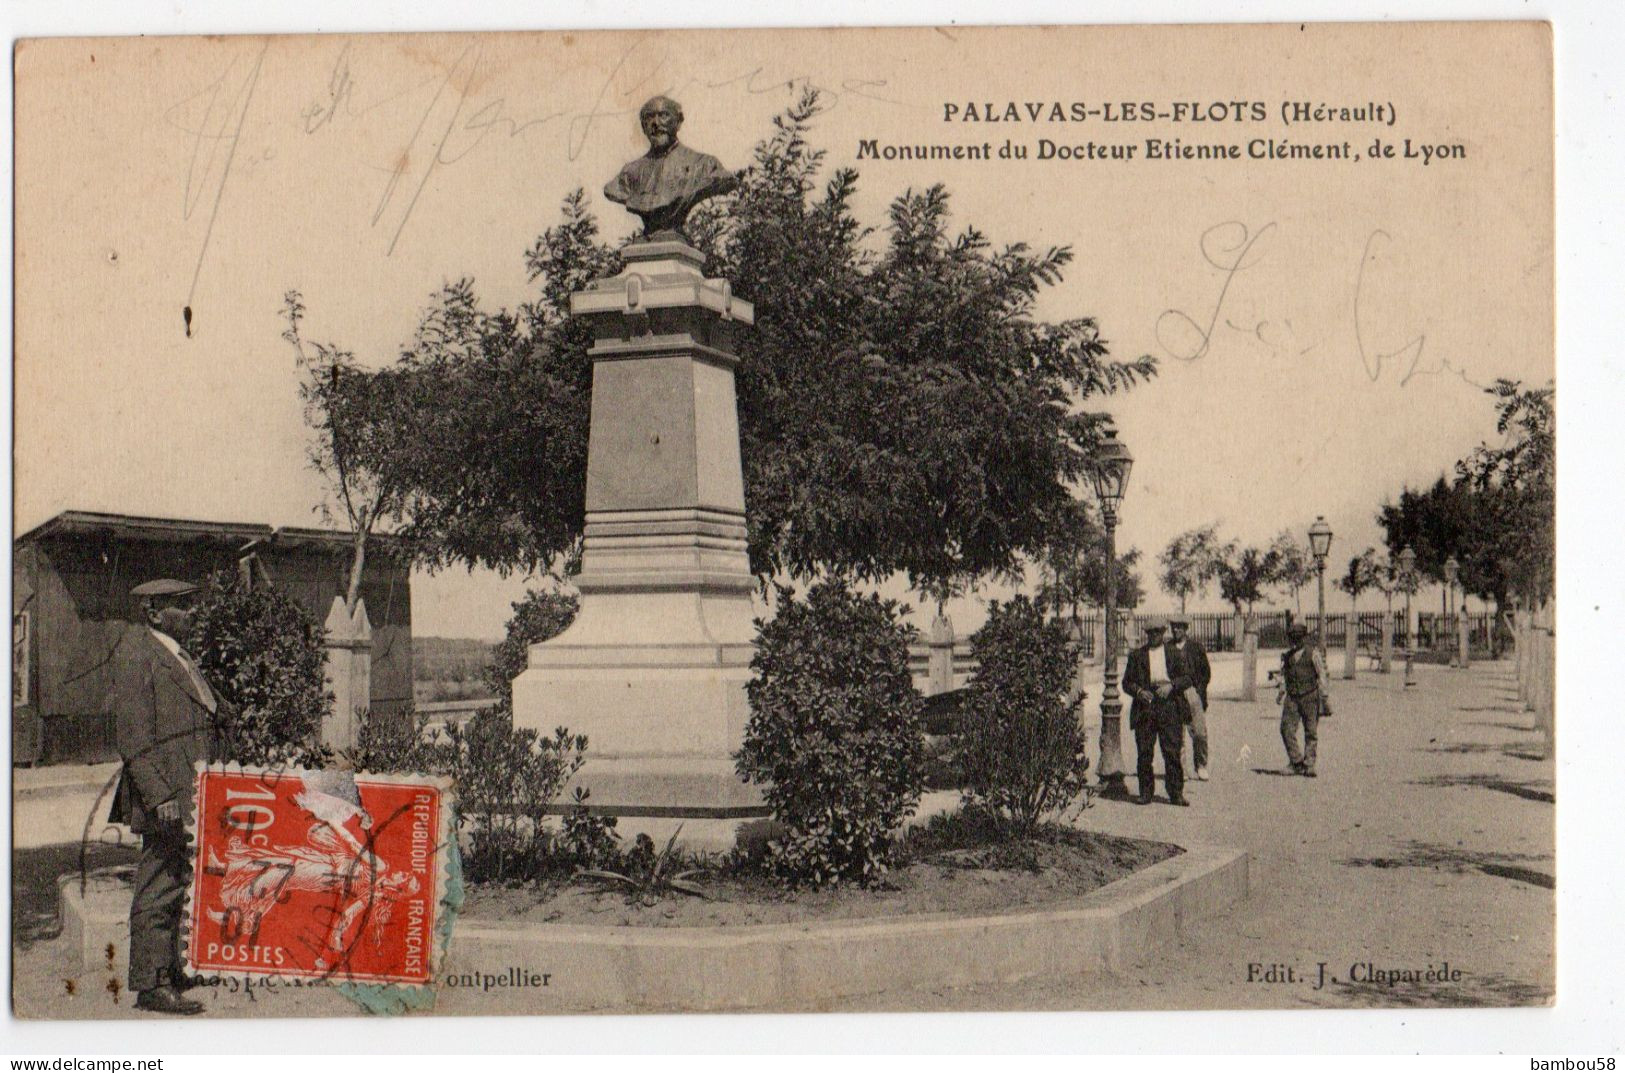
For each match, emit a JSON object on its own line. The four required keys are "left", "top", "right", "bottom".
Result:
{"left": 1278, "top": 622, "right": 1328, "bottom": 777}
{"left": 1122, "top": 624, "right": 1190, "bottom": 806}
{"left": 1169, "top": 618, "right": 1212, "bottom": 781}
{"left": 109, "top": 579, "right": 228, "bottom": 1015}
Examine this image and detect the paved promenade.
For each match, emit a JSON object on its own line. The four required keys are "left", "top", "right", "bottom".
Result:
{"left": 856, "top": 657, "right": 1556, "bottom": 1011}
{"left": 13, "top": 659, "right": 1552, "bottom": 1018}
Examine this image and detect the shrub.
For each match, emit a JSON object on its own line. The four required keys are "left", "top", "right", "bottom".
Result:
{"left": 357, "top": 589, "right": 607, "bottom": 883}
{"left": 556, "top": 788, "right": 621, "bottom": 872}
{"left": 352, "top": 707, "right": 618, "bottom": 882}
{"left": 735, "top": 581, "right": 927, "bottom": 888}
{"left": 957, "top": 595, "right": 1089, "bottom": 835}
{"left": 186, "top": 570, "right": 332, "bottom": 767}
{"left": 353, "top": 706, "right": 445, "bottom": 775}
{"left": 482, "top": 588, "right": 579, "bottom": 703}
{"left": 440, "top": 710, "right": 591, "bottom": 883}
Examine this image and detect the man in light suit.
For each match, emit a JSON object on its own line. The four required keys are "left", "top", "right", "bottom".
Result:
{"left": 109, "top": 579, "right": 228, "bottom": 1015}
{"left": 1121, "top": 624, "right": 1191, "bottom": 806}
{"left": 1169, "top": 618, "right": 1213, "bottom": 781}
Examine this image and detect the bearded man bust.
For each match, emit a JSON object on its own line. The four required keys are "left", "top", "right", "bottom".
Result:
{"left": 604, "top": 95, "right": 738, "bottom": 241}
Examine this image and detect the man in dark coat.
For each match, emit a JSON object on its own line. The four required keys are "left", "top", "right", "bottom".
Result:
{"left": 1169, "top": 618, "right": 1213, "bottom": 780}
{"left": 1278, "top": 622, "right": 1328, "bottom": 777}
{"left": 108, "top": 579, "right": 228, "bottom": 1015}
{"left": 1121, "top": 624, "right": 1191, "bottom": 806}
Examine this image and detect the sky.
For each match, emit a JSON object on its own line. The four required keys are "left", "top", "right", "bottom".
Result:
{"left": 13, "top": 23, "right": 1552, "bottom": 638}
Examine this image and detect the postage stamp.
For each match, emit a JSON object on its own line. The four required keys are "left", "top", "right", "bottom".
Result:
{"left": 184, "top": 765, "right": 455, "bottom": 987}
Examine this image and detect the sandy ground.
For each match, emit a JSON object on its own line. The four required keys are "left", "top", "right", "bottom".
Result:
{"left": 460, "top": 828, "right": 1179, "bottom": 928}
{"left": 837, "top": 659, "right": 1555, "bottom": 1011}
{"left": 12, "top": 660, "right": 1551, "bottom": 1018}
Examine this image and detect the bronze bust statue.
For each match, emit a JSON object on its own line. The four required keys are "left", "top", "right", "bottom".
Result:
{"left": 605, "top": 96, "right": 738, "bottom": 241}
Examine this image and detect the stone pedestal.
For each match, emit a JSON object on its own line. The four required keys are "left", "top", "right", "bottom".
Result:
{"left": 1239, "top": 616, "right": 1258, "bottom": 703}
{"left": 1343, "top": 615, "right": 1358, "bottom": 679}
{"left": 512, "top": 239, "right": 767, "bottom": 837}
{"left": 1457, "top": 603, "right": 1472, "bottom": 669}
{"left": 927, "top": 614, "right": 954, "bottom": 696}
{"left": 323, "top": 596, "right": 372, "bottom": 750}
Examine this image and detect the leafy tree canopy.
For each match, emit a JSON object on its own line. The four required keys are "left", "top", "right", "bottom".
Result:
{"left": 1377, "top": 379, "right": 1553, "bottom": 610}
{"left": 1157, "top": 524, "right": 1226, "bottom": 614}
{"left": 1266, "top": 530, "right": 1316, "bottom": 614}
{"left": 287, "top": 89, "right": 1156, "bottom": 601}
{"left": 1336, "top": 547, "right": 1383, "bottom": 609}
{"left": 1216, "top": 544, "right": 1278, "bottom": 617}
{"left": 1034, "top": 499, "right": 1144, "bottom": 620}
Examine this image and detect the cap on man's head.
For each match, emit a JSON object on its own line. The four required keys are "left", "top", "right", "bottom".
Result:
{"left": 1144, "top": 624, "right": 1168, "bottom": 636}
{"left": 1170, "top": 618, "right": 1190, "bottom": 628}
{"left": 1287, "top": 623, "right": 1309, "bottom": 639}
{"left": 130, "top": 579, "right": 198, "bottom": 599}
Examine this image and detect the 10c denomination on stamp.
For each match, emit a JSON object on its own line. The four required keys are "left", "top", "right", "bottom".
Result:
{"left": 184, "top": 765, "right": 455, "bottom": 987}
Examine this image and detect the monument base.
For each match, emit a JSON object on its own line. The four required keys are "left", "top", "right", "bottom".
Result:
{"left": 510, "top": 588, "right": 770, "bottom": 850}
{"left": 509, "top": 232, "right": 769, "bottom": 852}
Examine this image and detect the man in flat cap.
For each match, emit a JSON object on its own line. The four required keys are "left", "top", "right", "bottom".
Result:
{"left": 109, "top": 579, "right": 228, "bottom": 1015}
{"left": 1168, "top": 618, "right": 1212, "bottom": 781}
{"left": 604, "top": 95, "right": 738, "bottom": 240}
{"left": 1278, "top": 622, "right": 1328, "bottom": 777}
{"left": 1121, "top": 623, "right": 1191, "bottom": 806}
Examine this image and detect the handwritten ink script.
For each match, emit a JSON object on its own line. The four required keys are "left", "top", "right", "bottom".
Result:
{"left": 165, "top": 42, "right": 270, "bottom": 335}
{"left": 1157, "top": 221, "right": 1468, "bottom": 388}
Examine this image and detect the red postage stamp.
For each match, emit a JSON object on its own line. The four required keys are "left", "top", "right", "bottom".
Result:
{"left": 184, "top": 765, "right": 455, "bottom": 987}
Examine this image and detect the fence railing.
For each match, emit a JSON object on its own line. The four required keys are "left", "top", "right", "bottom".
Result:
{"left": 908, "top": 608, "right": 1505, "bottom": 696}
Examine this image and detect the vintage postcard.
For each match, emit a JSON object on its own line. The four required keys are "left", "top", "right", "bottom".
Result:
{"left": 11, "top": 21, "right": 1554, "bottom": 1020}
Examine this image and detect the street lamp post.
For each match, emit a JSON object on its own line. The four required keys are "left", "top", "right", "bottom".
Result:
{"left": 1308, "top": 516, "right": 1334, "bottom": 663}
{"left": 1399, "top": 545, "right": 1418, "bottom": 688}
{"left": 1091, "top": 429, "right": 1134, "bottom": 798}
{"left": 1443, "top": 556, "right": 1461, "bottom": 668}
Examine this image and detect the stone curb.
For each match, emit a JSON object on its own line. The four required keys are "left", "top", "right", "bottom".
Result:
{"left": 437, "top": 842, "right": 1249, "bottom": 1013}
{"left": 58, "top": 843, "right": 1248, "bottom": 1013}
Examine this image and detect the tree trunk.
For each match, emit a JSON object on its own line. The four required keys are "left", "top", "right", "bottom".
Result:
{"left": 346, "top": 530, "right": 367, "bottom": 613}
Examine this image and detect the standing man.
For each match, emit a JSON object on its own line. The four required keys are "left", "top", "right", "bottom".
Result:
{"left": 109, "top": 579, "right": 227, "bottom": 1015}
{"left": 1278, "top": 622, "right": 1328, "bottom": 777}
{"left": 1122, "top": 624, "right": 1190, "bottom": 806}
{"left": 1169, "top": 618, "right": 1212, "bottom": 781}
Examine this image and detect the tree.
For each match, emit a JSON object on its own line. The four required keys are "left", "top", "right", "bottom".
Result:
{"left": 1216, "top": 544, "right": 1277, "bottom": 621}
{"left": 1377, "top": 476, "right": 1472, "bottom": 589}
{"left": 1035, "top": 499, "right": 1144, "bottom": 621}
{"left": 1337, "top": 547, "right": 1382, "bottom": 615}
{"left": 1267, "top": 530, "right": 1316, "bottom": 615}
{"left": 283, "top": 193, "right": 609, "bottom": 581}
{"left": 1376, "top": 380, "right": 1553, "bottom": 655}
{"left": 1457, "top": 379, "right": 1555, "bottom": 608}
{"left": 1157, "top": 524, "right": 1225, "bottom": 614}
{"left": 283, "top": 91, "right": 1157, "bottom": 604}
{"left": 281, "top": 295, "right": 415, "bottom": 613}
{"left": 1379, "top": 475, "right": 1508, "bottom": 615}
{"left": 481, "top": 588, "right": 580, "bottom": 707}
{"left": 1371, "top": 553, "right": 1417, "bottom": 619}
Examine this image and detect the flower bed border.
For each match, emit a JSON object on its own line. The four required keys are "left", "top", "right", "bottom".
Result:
{"left": 441, "top": 842, "right": 1248, "bottom": 1012}
{"left": 58, "top": 843, "right": 1248, "bottom": 1014}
